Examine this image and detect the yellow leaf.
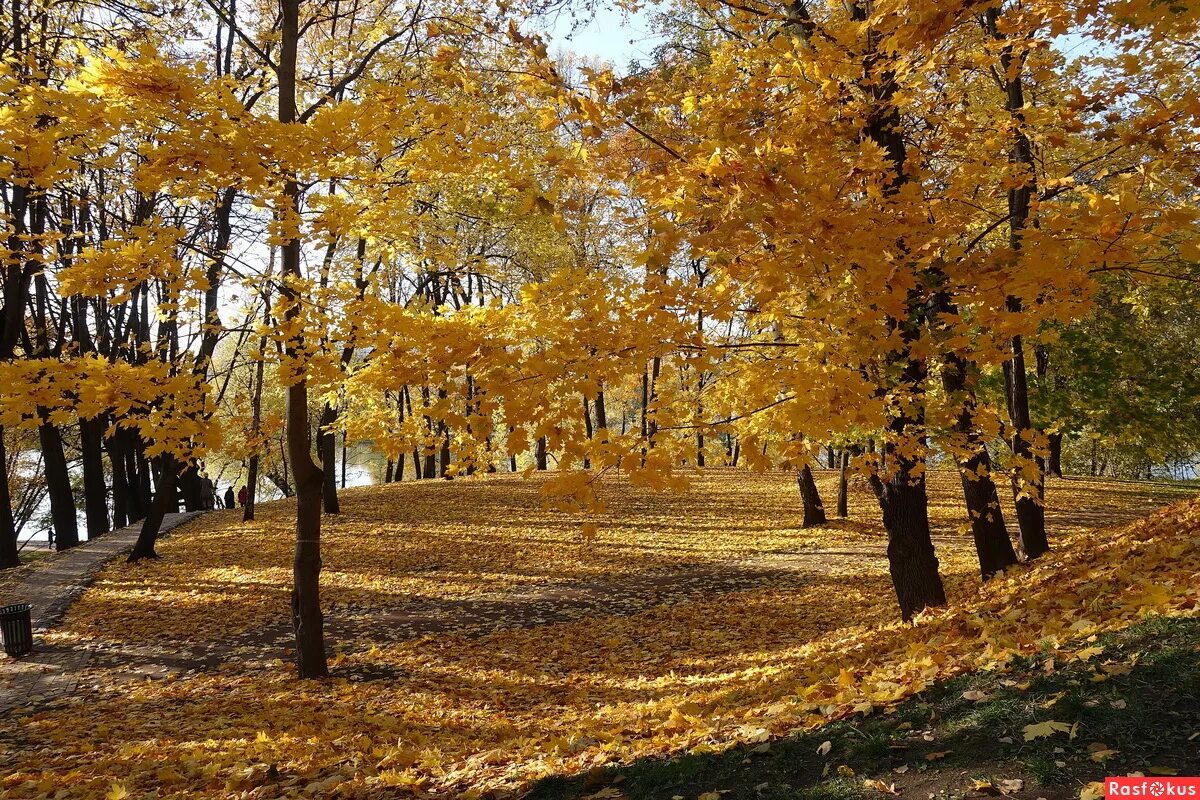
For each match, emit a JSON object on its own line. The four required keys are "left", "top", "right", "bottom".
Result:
{"left": 1022, "top": 720, "right": 1073, "bottom": 741}
{"left": 863, "top": 779, "right": 900, "bottom": 795}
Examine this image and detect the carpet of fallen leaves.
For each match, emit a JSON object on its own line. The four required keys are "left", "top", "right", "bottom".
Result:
{"left": 0, "top": 470, "right": 1196, "bottom": 799}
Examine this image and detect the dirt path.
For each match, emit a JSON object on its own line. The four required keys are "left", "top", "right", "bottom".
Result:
{"left": 0, "top": 512, "right": 202, "bottom": 715}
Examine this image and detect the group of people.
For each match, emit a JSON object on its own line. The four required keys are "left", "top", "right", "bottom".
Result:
{"left": 197, "top": 475, "right": 249, "bottom": 510}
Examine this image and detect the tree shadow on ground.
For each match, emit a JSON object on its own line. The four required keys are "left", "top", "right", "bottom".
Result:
{"left": 525, "top": 616, "right": 1200, "bottom": 800}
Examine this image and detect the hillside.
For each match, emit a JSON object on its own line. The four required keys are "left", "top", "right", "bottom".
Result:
{"left": 1, "top": 471, "right": 1197, "bottom": 799}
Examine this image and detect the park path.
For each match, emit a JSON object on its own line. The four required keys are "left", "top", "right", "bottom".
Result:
{"left": 0, "top": 512, "right": 202, "bottom": 716}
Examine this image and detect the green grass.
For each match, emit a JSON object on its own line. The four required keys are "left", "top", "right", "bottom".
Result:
{"left": 526, "top": 616, "right": 1200, "bottom": 800}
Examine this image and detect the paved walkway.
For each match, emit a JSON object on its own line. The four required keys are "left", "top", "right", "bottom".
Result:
{"left": 0, "top": 512, "right": 202, "bottom": 715}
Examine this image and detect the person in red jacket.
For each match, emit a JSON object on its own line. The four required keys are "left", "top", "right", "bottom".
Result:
{"left": 237, "top": 486, "right": 248, "bottom": 507}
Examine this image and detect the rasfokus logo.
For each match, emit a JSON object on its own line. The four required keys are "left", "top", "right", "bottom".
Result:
{"left": 1107, "top": 778, "right": 1200, "bottom": 797}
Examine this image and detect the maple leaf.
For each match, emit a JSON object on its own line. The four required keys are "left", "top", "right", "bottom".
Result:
{"left": 1022, "top": 720, "right": 1073, "bottom": 741}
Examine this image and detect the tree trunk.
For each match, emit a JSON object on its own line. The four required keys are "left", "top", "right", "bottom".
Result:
{"left": 987, "top": 6, "right": 1049, "bottom": 562}
{"left": 1004, "top": 347, "right": 1048, "bottom": 559}
{"left": 438, "top": 424, "right": 451, "bottom": 478}
{"left": 796, "top": 464, "right": 827, "bottom": 527}
{"left": 853, "top": 0, "right": 945, "bottom": 620}
{"left": 1047, "top": 432, "right": 1063, "bottom": 478}
{"left": 0, "top": 429, "right": 20, "bottom": 568}
{"left": 535, "top": 436, "right": 548, "bottom": 471}
{"left": 582, "top": 395, "right": 593, "bottom": 470}
{"left": 105, "top": 432, "right": 129, "bottom": 529}
{"left": 125, "top": 431, "right": 149, "bottom": 522}
{"left": 836, "top": 450, "right": 849, "bottom": 518}
{"left": 244, "top": 453, "right": 260, "bottom": 521}
{"left": 79, "top": 416, "right": 110, "bottom": 538}
{"left": 384, "top": 459, "right": 394, "bottom": 483}
{"left": 128, "top": 454, "right": 177, "bottom": 562}
{"left": 178, "top": 465, "right": 202, "bottom": 512}
{"left": 880, "top": 478, "right": 946, "bottom": 621}
{"left": 39, "top": 416, "right": 79, "bottom": 550}
{"left": 280, "top": 0, "right": 327, "bottom": 680}
{"left": 319, "top": 403, "right": 340, "bottom": 514}
{"left": 395, "top": 452, "right": 405, "bottom": 482}
{"left": 941, "top": 351, "right": 1018, "bottom": 579}
{"left": 594, "top": 388, "right": 607, "bottom": 432}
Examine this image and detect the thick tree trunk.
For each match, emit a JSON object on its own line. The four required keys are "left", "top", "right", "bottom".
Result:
{"left": 796, "top": 464, "right": 827, "bottom": 528}
{"left": 128, "top": 455, "right": 177, "bottom": 562}
{"left": 395, "top": 452, "right": 405, "bottom": 482}
{"left": 39, "top": 416, "right": 79, "bottom": 550}
{"left": 836, "top": 450, "right": 849, "bottom": 518}
{"left": 870, "top": 458, "right": 946, "bottom": 621}
{"left": 0, "top": 429, "right": 19, "bottom": 568}
{"left": 535, "top": 436, "right": 548, "bottom": 471}
{"left": 319, "top": 403, "right": 340, "bottom": 514}
{"left": 384, "top": 459, "right": 394, "bottom": 483}
{"left": 280, "top": 0, "right": 327, "bottom": 680}
{"left": 79, "top": 416, "right": 110, "bottom": 538}
{"left": 852, "top": 0, "right": 945, "bottom": 620}
{"left": 881, "top": 479, "right": 946, "bottom": 621}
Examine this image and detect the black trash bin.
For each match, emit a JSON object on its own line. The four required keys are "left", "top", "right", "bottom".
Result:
{"left": 0, "top": 603, "right": 33, "bottom": 657}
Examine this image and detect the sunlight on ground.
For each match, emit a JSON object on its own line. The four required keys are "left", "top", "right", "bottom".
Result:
{"left": 1, "top": 471, "right": 1196, "bottom": 799}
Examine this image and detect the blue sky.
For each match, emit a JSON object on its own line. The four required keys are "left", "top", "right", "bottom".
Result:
{"left": 541, "top": 2, "right": 664, "bottom": 70}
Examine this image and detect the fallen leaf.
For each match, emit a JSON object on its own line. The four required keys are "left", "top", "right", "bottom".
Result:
{"left": 1022, "top": 721, "right": 1072, "bottom": 741}
{"left": 864, "top": 779, "right": 901, "bottom": 795}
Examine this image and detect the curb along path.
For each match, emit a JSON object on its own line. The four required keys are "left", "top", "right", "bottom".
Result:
{"left": 0, "top": 512, "right": 203, "bottom": 716}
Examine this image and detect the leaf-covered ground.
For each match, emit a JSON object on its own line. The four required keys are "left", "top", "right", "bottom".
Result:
{"left": 0, "top": 471, "right": 1196, "bottom": 799}
{"left": 528, "top": 615, "right": 1200, "bottom": 800}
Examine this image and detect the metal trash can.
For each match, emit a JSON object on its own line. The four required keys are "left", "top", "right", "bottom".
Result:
{"left": 0, "top": 603, "right": 33, "bottom": 658}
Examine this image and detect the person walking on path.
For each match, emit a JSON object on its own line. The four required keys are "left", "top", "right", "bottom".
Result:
{"left": 237, "top": 486, "right": 248, "bottom": 507}
{"left": 223, "top": 486, "right": 235, "bottom": 509}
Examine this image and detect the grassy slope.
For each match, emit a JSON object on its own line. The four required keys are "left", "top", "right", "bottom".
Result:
{"left": 528, "top": 616, "right": 1200, "bottom": 800}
